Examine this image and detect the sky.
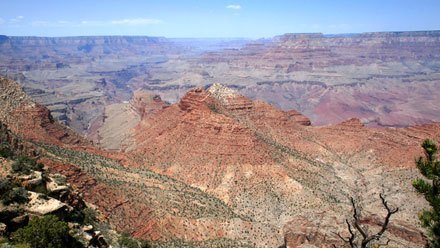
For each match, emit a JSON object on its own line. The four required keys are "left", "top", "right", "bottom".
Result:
{"left": 0, "top": 0, "right": 439, "bottom": 38}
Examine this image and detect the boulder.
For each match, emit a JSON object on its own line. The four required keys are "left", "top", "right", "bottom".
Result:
{"left": 19, "top": 171, "right": 44, "bottom": 191}
{"left": 46, "top": 175, "right": 69, "bottom": 194}
{"left": 24, "top": 191, "right": 67, "bottom": 216}
{"left": 9, "top": 214, "right": 29, "bottom": 232}
{"left": 0, "top": 222, "right": 7, "bottom": 236}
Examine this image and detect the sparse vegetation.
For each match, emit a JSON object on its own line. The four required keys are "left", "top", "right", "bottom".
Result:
{"left": 39, "top": 143, "right": 243, "bottom": 220}
{"left": 11, "top": 156, "right": 44, "bottom": 175}
{"left": 0, "top": 142, "right": 13, "bottom": 158}
{"left": 118, "top": 232, "right": 148, "bottom": 248}
{"left": 148, "top": 238, "right": 251, "bottom": 248}
{"left": 207, "top": 102, "right": 220, "bottom": 113}
{"left": 13, "top": 215, "right": 69, "bottom": 248}
{"left": 2, "top": 187, "right": 29, "bottom": 205}
{"left": 413, "top": 139, "right": 440, "bottom": 247}
{"left": 0, "top": 177, "right": 29, "bottom": 205}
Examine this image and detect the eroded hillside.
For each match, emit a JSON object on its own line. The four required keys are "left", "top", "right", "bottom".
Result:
{"left": 1, "top": 33, "right": 440, "bottom": 245}
{"left": 95, "top": 83, "right": 440, "bottom": 247}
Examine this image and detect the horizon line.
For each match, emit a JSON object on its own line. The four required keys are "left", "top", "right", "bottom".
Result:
{"left": 1, "top": 29, "right": 439, "bottom": 40}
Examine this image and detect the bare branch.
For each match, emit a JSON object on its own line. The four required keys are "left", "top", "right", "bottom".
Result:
{"left": 336, "top": 232, "right": 349, "bottom": 243}
{"left": 342, "top": 194, "right": 399, "bottom": 248}
{"left": 337, "top": 219, "right": 357, "bottom": 247}
{"left": 362, "top": 194, "right": 399, "bottom": 246}
{"left": 351, "top": 197, "right": 368, "bottom": 239}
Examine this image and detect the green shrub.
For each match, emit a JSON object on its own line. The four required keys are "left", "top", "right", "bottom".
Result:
{"left": 82, "top": 208, "right": 97, "bottom": 225}
{"left": 118, "top": 232, "right": 148, "bottom": 248}
{"left": 52, "top": 174, "right": 67, "bottom": 185}
{"left": 2, "top": 187, "right": 29, "bottom": 205}
{"left": 207, "top": 103, "right": 220, "bottom": 113}
{"left": 67, "top": 207, "right": 97, "bottom": 225}
{"left": 0, "top": 177, "right": 12, "bottom": 196}
{"left": 11, "top": 156, "right": 44, "bottom": 175}
{"left": 13, "top": 215, "right": 69, "bottom": 248}
{"left": 0, "top": 142, "right": 13, "bottom": 158}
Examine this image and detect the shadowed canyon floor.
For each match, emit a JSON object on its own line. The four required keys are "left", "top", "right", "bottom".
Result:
{"left": 1, "top": 77, "right": 439, "bottom": 247}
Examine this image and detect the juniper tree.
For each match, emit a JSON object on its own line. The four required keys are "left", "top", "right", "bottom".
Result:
{"left": 413, "top": 139, "right": 440, "bottom": 247}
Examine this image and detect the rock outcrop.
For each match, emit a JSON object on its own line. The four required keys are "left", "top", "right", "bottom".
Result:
{"left": 88, "top": 89, "right": 169, "bottom": 150}
{"left": 0, "top": 77, "right": 88, "bottom": 146}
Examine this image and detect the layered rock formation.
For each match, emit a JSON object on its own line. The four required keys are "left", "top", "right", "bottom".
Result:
{"left": 121, "top": 84, "right": 440, "bottom": 247}
{"left": 131, "top": 31, "right": 440, "bottom": 127}
{"left": 0, "top": 77, "right": 87, "bottom": 146}
{"left": 2, "top": 31, "right": 439, "bottom": 135}
{"left": 0, "top": 35, "right": 184, "bottom": 134}
{"left": 1, "top": 76, "right": 440, "bottom": 247}
{"left": 88, "top": 89, "right": 169, "bottom": 150}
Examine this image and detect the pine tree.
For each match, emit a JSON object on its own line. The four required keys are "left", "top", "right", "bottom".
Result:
{"left": 413, "top": 139, "right": 440, "bottom": 247}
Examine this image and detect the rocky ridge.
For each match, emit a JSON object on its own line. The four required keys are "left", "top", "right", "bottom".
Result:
{"left": 0, "top": 77, "right": 88, "bottom": 146}
{"left": 1, "top": 77, "right": 440, "bottom": 247}
{"left": 0, "top": 139, "right": 111, "bottom": 247}
{"left": 125, "top": 84, "right": 440, "bottom": 247}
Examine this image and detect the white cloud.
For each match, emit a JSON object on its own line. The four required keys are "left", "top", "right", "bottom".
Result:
{"left": 226, "top": 4, "right": 241, "bottom": 10}
{"left": 9, "top": 15, "right": 25, "bottom": 24}
{"left": 0, "top": 18, "right": 5, "bottom": 25}
{"left": 110, "top": 18, "right": 162, "bottom": 25}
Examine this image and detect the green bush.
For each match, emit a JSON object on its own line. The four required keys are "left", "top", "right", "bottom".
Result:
{"left": 118, "top": 232, "right": 150, "bottom": 248}
{"left": 0, "top": 177, "right": 12, "bottom": 196}
{"left": 67, "top": 207, "right": 97, "bottom": 225}
{"left": 13, "top": 215, "right": 69, "bottom": 248}
{"left": 11, "top": 156, "right": 44, "bottom": 175}
{"left": 1, "top": 187, "right": 29, "bottom": 205}
{"left": 82, "top": 208, "right": 97, "bottom": 225}
{"left": 0, "top": 142, "right": 13, "bottom": 158}
{"left": 207, "top": 103, "right": 220, "bottom": 113}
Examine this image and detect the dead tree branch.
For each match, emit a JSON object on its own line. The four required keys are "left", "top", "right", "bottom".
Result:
{"left": 338, "top": 194, "right": 399, "bottom": 248}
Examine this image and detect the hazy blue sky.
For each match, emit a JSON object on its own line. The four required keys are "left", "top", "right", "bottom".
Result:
{"left": 0, "top": 0, "right": 439, "bottom": 38}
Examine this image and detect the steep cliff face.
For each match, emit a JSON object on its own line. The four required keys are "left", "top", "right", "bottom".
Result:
{"left": 87, "top": 89, "right": 169, "bottom": 150}
{"left": 0, "top": 77, "right": 87, "bottom": 145}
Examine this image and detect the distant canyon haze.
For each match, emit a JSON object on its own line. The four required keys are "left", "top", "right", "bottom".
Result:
{"left": 0, "top": 31, "right": 439, "bottom": 142}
